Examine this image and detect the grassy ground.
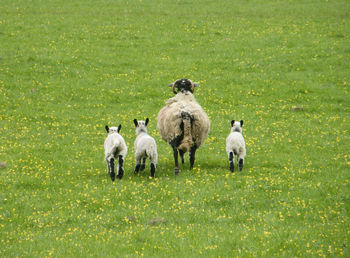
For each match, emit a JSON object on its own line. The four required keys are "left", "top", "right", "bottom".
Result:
{"left": 1, "top": 0, "right": 349, "bottom": 256}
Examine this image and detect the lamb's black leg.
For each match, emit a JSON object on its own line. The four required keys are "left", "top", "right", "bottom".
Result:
{"left": 110, "top": 158, "right": 115, "bottom": 181}
{"left": 173, "top": 147, "right": 179, "bottom": 175}
{"left": 134, "top": 164, "right": 141, "bottom": 174}
{"left": 140, "top": 157, "right": 146, "bottom": 171}
{"left": 179, "top": 150, "right": 185, "bottom": 164}
{"left": 229, "top": 152, "right": 234, "bottom": 172}
{"left": 238, "top": 158, "right": 244, "bottom": 171}
{"left": 150, "top": 163, "right": 155, "bottom": 178}
{"left": 189, "top": 146, "right": 197, "bottom": 170}
{"left": 117, "top": 155, "right": 124, "bottom": 179}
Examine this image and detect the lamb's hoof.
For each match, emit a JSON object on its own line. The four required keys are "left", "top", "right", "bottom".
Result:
{"left": 150, "top": 164, "right": 155, "bottom": 178}
{"left": 134, "top": 164, "right": 140, "bottom": 174}
{"left": 140, "top": 164, "right": 146, "bottom": 171}
{"left": 230, "top": 162, "right": 234, "bottom": 172}
{"left": 174, "top": 168, "right": 180, "bottom": 175}
{"left": 117, "top": 169, "right": 124, "bottom": 179}
{"left": 238, "top": 159, "right": 243, "bottom": 171}
{"left": 110, "top": 171, "right": 116, "bottom": 181}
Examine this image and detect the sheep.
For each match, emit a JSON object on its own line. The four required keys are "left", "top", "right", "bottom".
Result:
{"left": 133, "top": 118, "right": 158, "bottom": 178}
{"left": 104, "top": 124, "right": 127, "bottom": 181}
{"left": 157, "top": 78, "right": 210, "bottom": 174}
{"left": 225, "top": 120, "right": 246, "bottom": 172}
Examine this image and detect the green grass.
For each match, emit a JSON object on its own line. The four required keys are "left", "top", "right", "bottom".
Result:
{"left": 1, "top": 0, "right": 349, "bottom": 256}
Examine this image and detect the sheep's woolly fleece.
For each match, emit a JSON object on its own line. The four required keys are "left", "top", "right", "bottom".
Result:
{"left": 157, "top": 90, "right": 210, "bottom": 153}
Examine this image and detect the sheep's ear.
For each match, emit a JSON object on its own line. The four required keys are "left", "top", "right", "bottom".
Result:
{"left": 133, "top": 119, "right": 138, "bottom": 127}
{"left": 169, "top": 82, "right": 177, "bottom": 94}
{"left": 191, "top": 82, "right": 198, "bottom": 93}
{"left": 118, "top": 124, "right": 122, "bottom": 132}
{"left": 240, "top": 120, "right": 244, "bottom": 127}
{"left": 105, "top": 125, "right": 109, "bottom": 133}
{"left": 145, "top": 118, "right": 149, "bottom": 126}
{"left": 231, "top": 120, "right": 235, "bottom": 127}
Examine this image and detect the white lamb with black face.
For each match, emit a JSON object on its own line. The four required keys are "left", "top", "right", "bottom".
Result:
{"left": 104, "top": 124, "right": 127, "bottom": 181}
{"left": 226, "top": 120, "right": 246, "bottom": 172}
{"left": 133, "top": 118, "right": 158, "bottom": 178}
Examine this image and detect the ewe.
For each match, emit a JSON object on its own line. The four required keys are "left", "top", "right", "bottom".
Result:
{"left": 157, "top": 78, "right": 210, "bottom": 174}
{"left": 226, "top": 120, "right": 246, "bottom": 172}
{"left": 133, "top": 118, "right": 158, "bottom": 178}
{"left": 104, "top": 125, "right": 127, "bottom": 181}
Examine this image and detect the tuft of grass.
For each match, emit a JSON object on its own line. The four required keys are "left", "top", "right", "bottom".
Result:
{"left": 1, "top": 0, "right": 349, "bottom": 256}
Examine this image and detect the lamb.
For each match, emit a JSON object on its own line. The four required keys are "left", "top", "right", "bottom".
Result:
{"left": 104, "top": 124, "right": 127, "bottom": 181}
{"left": 157, "top": 78, "right": 210, "bottom": 174}
{"left": 133, "top": 118, "right": 158, "bottom": 178}
{"left": 226, "top": 120, "right": 246, "bottom": 172}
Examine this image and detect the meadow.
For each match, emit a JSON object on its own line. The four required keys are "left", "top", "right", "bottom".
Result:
{"left": 1, "top": 0, "right": 349, "bottom": 256}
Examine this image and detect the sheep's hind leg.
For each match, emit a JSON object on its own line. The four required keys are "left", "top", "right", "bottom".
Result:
{"left": 173, "top": 147, "right": 180, "bottom": 175}
{"left": 117, "top": 155, "right": 124, "bottom": 179}
{"left": 189, "top": 146, "right": 197, "bottom": 170}
{"left": 179, "top": 150, "right": 185, "bottom": 164}
{"left": 150, "top": 163, "right": 156, "bottom": 178}
{"left": 140, "top": 157, "right": 146, "bottom": 171}
{"left": 109, "top": 157, "right": 116, "bottom": 181}
{"left": 229, "top": 152, "right": 234, "bottom": 172}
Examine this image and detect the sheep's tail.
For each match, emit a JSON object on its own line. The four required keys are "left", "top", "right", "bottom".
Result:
{"left": 146, "top": 144, "right": 158, "bottom": 165}
{"left": 178, "top": 111, "right": 194, "bottom": 153}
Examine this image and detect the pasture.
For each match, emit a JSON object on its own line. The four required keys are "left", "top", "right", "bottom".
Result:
{"left": 1, "top": 0, "right": 349, "bottom": 256}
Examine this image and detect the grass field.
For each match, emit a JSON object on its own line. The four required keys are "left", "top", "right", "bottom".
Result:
{"left": 1, "top": 0, "right": 349, "bottom": 256}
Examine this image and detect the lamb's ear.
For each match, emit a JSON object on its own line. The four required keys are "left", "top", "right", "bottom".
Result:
{"left": 231, "top": 120, "right": 235, "bottom": 127}
{"left": 193, "top": 82, "right": 198, "bottom": 87}
{"left": 105, "top": 125, "right": 109, "bottom": 133}
{"left": 145, "top": 118, "right": 149, "bottom": 126}
{"left": 118, "top": 124, "right": 122, "bottom": 132}
{"left": 240, "top": 120, "right": 244, "bottom": 127}
{"left": 133, "top": 119, "right": 138, "bottom": 127}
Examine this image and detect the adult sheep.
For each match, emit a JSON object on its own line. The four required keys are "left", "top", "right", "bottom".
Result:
{"left": 157, "top": 78, "right": 210, "bottom": 174}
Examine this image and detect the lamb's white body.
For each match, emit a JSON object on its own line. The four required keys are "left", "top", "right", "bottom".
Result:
{"left": 133, "top": 119, "right": 158, "bottom": 177}
{"left": 104, "top": 133, "right": 127, "bottom": 162}
{"left": 134, "top": 134, "right": 158, "bottom": 164}
{"left": 157, "top": 79, "right": 210, "bottom": 174}
{"left": 104, "top": 125, "right": 127, "bottom": 181}
{"left": 226, "top": 120, "right": 246, "bottom": 172}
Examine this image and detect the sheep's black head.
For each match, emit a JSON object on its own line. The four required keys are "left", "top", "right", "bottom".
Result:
{"left": 169, "top": 78, "right": 198, "bottom": 94}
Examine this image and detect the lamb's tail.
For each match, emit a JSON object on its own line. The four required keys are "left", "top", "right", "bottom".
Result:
{"left": 178, "top": 111, "right": 194, "bottom": 153}
{"left": 146, "top": 143, "right": 158, "bottom": 165}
